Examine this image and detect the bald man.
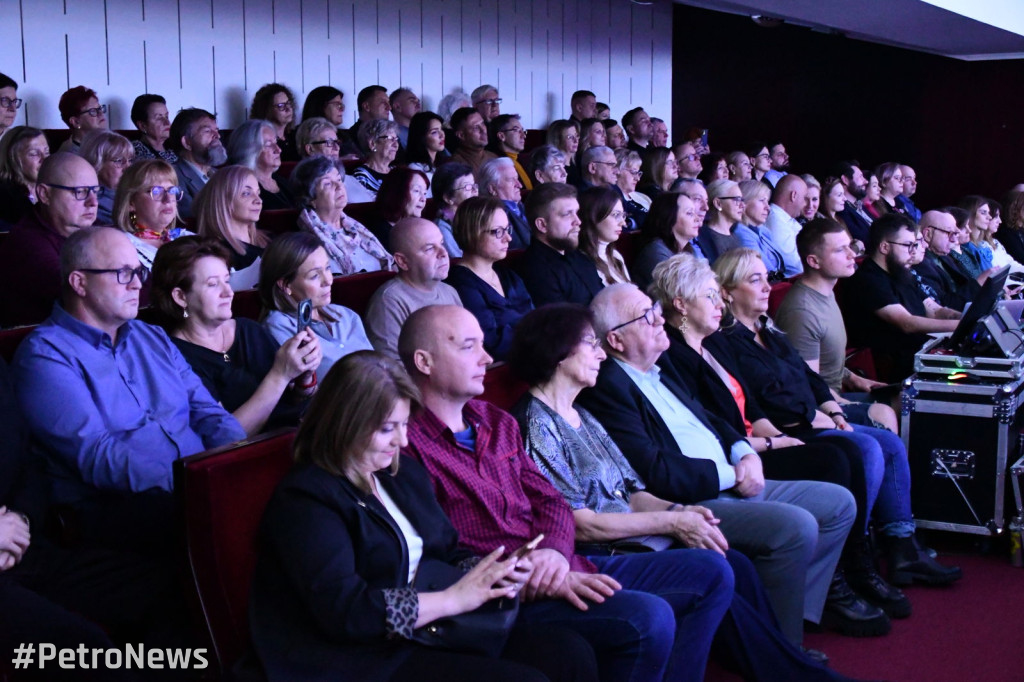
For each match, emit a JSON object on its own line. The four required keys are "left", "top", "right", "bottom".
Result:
{"left": 764, "top": 174, "right": 808, "bottom": 277}
{"left": 364, "top": 217, "right": 463, "bottom": 359}
{"left": 0, "top": 152, "right": 100, "bottom": 326}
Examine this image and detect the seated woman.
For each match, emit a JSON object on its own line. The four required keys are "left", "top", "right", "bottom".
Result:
{"left": 369, "top": 167, "right": 430, "bottom": 250}
{"left": 431, "top": 162, "right": 478, "bottom": 257}
{"left": 129, "top": 94, "right": 177, "bottom": 163}
{"left": 113, "top": 159, "right": 193, "bottom": 270}
{"left": 698, "top": 179, "right": 747, "bottom": 264}
{"left": 637, "top": 148, "right": 678, "bottom": 199}
{"left": 80, "top": 130, "right": 134, "bottom": 225}
{"left": 547, "top": 120, "right": 581, "bottom": 186}
{"left": 445, "top": 196, "right": 533, "bottom": 361}
{"left": 861, "top": 172, "right": 884, "bottom": 220}
{"left": 869, "top": 163, "right": 905, "bottom": 219}
{"left": 56, "top": 85, "right": 107, "bottom": 154}
{"left": 194, "top": 164, "right": 271, "bottom": 290}
{"left": 698, "top": 153, "right": 728, "bottom": 186}
{"left": 747, "top": 145, "right": 771, "bottom": 185}
{"left": 249, "top": 351, "right": 597, "bottom": 682}
{"left": 506, "top": 304, "right": 847, "bottom": 680}
{"left": 578, "top": 185, "right": 630, "bottom": 285}
{"left": 294, "top": 117, "right": 341, "bottom": 160}
{"left": 960, "top": 195, "right": 999, "bottom": 275}
{"left": 353, "top": 119, "right": 401, "bottom": 198}
{"left": 260, "top": 232, "right": 373, "bottom": 378}
{"left": 290, "top": 155, "right": 394, "bottom": 275}
{"left": 980, "top": 198, "right": 1024, "bottom": 273}
{"left": 631, "top": 192, "right": 702, "bottom": 292}
{"left": 301, "top": 85, "right": 360, "bottom": 158}
{"left": 151, "top": 237, "right": 320, "bottom": 436}
{"left": 712, "top": 248, "right": 962, "bottom": 589}
{"left": 726, "top": 151, "right": 752, "bottom": 183}
{"left": 250, "top": 83, "right": 299, "bottom": 161}
{"left": 733, "top": 179, "right": 786, "bottom": 281}
{"left": 0, "top": 126, "right": 48, "bottom": 225}
{"left": 405, "top": 111, "right": 450, "bottom": 193}
{"left": 800, "top": 175, "right": 822, "bottom": 224}
{"left": 527, "top": 145, "right": 568, "bottom": 186}
{"left": 997, "top": 190, "right": 1024, "bottom": 264}
{"left": 613, "top": 148, "right": 649, "bottom": 230}
{"left": 227, "top": 119, "right": 296, "bottom": 210}
{"left": 577, "top": 118, "right": 606, "bottom": 158}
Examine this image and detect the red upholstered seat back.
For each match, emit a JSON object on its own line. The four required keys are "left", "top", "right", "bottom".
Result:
{"left": 617, "top": 230, "right": 643, "bottom": 270}
{"left": 331, "top": 270, "right": 397, "bottom": 316}
{"left": 481, "top": 363, "right": 529, "bottom": 411}
{"left": 174, "top": 428, "right": 296, "bottom": 676}
{"left": 258, "top": 209, "right": 300, "bottom": 236}
{"left": 767, "top": 280, "right": 793, "bottom": 319}
{"left": 0, "top": 325, "right": 35, "bottom": 363}
{"left": 231, "top": 290, "right": 263, "bottom": 321}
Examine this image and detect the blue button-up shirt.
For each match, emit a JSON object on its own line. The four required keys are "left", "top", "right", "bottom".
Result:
{"left": 12, "top": 305, "right": 245, "bottom": 505}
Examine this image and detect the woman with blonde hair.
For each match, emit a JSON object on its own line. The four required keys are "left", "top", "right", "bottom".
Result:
{"left": 80, "top": 130, "right": 134, "bottom": 225}
{"left": 698, "top": 179, "right": 746, "bottom": 264}
{"left": 113, "top": 159, "right": 191, "bottom": 270}
{"left": 194, "top": 164, "right": 270, "bottom": 289}
{"left": 294, "top": 117, "right": 341, "bottom": 160}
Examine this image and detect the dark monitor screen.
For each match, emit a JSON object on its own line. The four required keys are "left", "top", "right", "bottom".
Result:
{"left": 949, "top": 264, "right": 1011, "bottom": 352}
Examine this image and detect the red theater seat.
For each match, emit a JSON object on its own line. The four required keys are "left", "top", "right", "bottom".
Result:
{"left": 331, "top": 270, "right": 396, "bottom": 316}
{"left": 0, "top": 325, "right": 34, "bottom": 363}
{"left": 232, "top": 290, "right": 262, "bottom": 320}
{"left": 258, "top": 209, "right": 300, "bottom": 236}
{"left": 481, "top": 362, "right": 529, "bottom": 411}
{"left": 768, "top": 280, "right": 793, "bottom": 318}
{"left": 174, "top": 428, "right": 296, "bottom": 677}
{"left": 617, "top": 231, "right": 643, "bottom": 270}
{"left": 345, "top": 202, "right": 381, "bottom": 230}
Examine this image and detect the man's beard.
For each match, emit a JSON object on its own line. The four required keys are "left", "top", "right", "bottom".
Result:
{"left": 850, "top": 184, "right": 867, "bottom": 201}
{"left": 547, "top": 234, "right": 578, "bottom": 252}
{"left": 197, "top": 142, "right": 228, "bottom": 167}
{"left": 885, "top": 250, "right": 913, "bottom": 285}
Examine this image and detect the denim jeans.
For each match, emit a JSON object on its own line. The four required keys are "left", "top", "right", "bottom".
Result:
{"left": 517, "top": 548, "right": 733, "bottom": 682}
{"left": 818, "top": 424, "right": 915, "bottom": 537}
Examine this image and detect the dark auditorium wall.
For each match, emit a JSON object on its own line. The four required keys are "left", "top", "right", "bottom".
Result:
{"left": 672, "top": 4, "right": 1024, "bottom": 208}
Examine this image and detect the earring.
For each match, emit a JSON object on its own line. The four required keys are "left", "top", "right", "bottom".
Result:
{"left": 128, "top": 211, "right": 137, "bottom": 228}
{"left": 679, "top": 316, "right": 688, "bottom": 335}
{"left": 182, "top": 306, "right": 189, "bottom": 319}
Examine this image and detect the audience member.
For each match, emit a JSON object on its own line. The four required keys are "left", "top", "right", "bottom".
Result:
{"left": 637, "top": 147, "right": 677, "bottom": 198}
{"left": 12, "top": 227, "right": 245, "bottom": 555}
{"left": 727, "top": 151, "right": 753, "bottom": 182}
{"left": 353, "top": 118, "right": 401, "bottom": 198}
{"left": 650, "top": 117, "right": 669, "bottom": 148}
{"left": 129, "top": 93, "right": 177, "bottom": 163}
{"left": 290, "top": 155, "right": 394, "bottom": 275}
{"left": 575, "top": 283, "right": 856, "bottom": 646}
{"left": 699, "top": 178, "right": 746, "bottom": 263}
{"left": 862, "top": 172, "right": 884, "bottom": 220}
{"left": 194, "top": 164, "right": 270, "bottom": 289}
{"left": 763, "top": 141, "right": 789, "bottom": 188}
{"left": 349, "top": 85, "right": 390, "bottom": 143}
{"left": 580, "top": 145, "right": 619, "bottom": 191}
{"left": 915, "top": 208, "right": 982, "bottom": 311}
{"left": 449, "top": 107, "right": 497, "bottom": 172}
{"left": 79, "top": 130, "right": 134, "bottom": 225}
{"left": 698, "top": 153, "right": 729, "bottom": 185}
{"left": 960, "top": 195, "right": 999, "bottom": 275}
{"left": 631, "top": 192, "right": 704, "bottom": 292}
{"left": 596, "top": 102, "right": 611, "bottom": 120}
{"left": 294, "top": 116, "right": 341, "bottom": 160}
{"left": 602, "top": 118, "right": 627, "bottom": 151}
{"left": 999, "top": 190, "right": 1024, "bottom": 264}
{"left": 0, "top": 152, "right": 99, "bottom": 326}
{"left": 528, "top": 144, "right": 569, "bottom": 186}
{"left": 748, "top": 144, "right": 771, "bottom": 184}
{"left": 896, "top": 165, "right": 921, "bottom": 221}
{"left": 800, "top": 174, "right": 822, "bottom": 223}
{"left": 764, "top": 173, "right": 808, "bottom": 276}
{"left": 431, "top": 162, "right": 478, "bottom": 256}
{"left": 405, "top": 111, "right": 450, "bottom": 191}
{"left": 478, "top": 157, "right": 530, "bottom": 248}
{"left": 820, "top": 177, "right": 847, "bottom": 225}
{"left": 57, "top": 85, "right": 107, "bottom": 153}
{"left": 621, "top": 107, "right": 652, "bottom": 153}
{"left": 673, "top": 142, "right": 702, "bottom": 181}
{"left": 227, "top": 118, "right": 296, "bottom": 209}
{"left": 260, "top": 232, "right": 373, "bottom": 378}
{"left": 578, "top": 118, "right": 607, "bottom": 156}
{"left": 446, "top": 196, "right": 533, "bottom": 360}
{"left": 0, "top": 72, "right": 18, "bottom": 141}
{"left": 733, "top": 179, "right": 787, "bottom": 281}
{"left": 488, "top": 113, "right": 532, "bottom": 190}
{"left": 250, "top": 83, "right": 298, "bottom": 160}
{"left": 168, "top": 107, "right": 227, "bottom": 219}
{"left": 112, "top": 159, "right": 191, "bottom": 271}
{"left": 674, "top": 178, "right": 710, "bottom": 228}
{"left": 370, "top": 167, "right": 430, "bottom": 250}
{"left": 548, "top": 119, "right": 582, "bottom": 184}
{"left": 578, "top": 185, "right": 631, "bottom": 285}
{"left": 301, "top": 85, "right": 345, "bottom": 127}
{"left": 613, "top": 147, "right": 649, "bottom": 229}
{"left": 515, "top": 182, "right": 603, "bottom": 307}
{"left": 870, "top": 163, "right": 906, "bottom": 218}
{"left": 471, "top": 84, "right": 501, "bottom": 123}
{"left": 846, "top": 213, "right": 959, "bottom": 378}
{"left": 389, "top": 87, "right": 421, "bottom": 147}
{"left": 437, "top": 88, "right": 472, "bottom": 127}
{"left": 833, "top": 161, "right": 873, "bottom": 244}
{"left": 982, "top": 198, "right": 1024, "bottom": 273}
{"left": 364, "top": 218, "right": 462, "bottom": 359}
{"left": 569, "top": 89, "right": 598, "bottom": 124}
{"left": 0, "top": 125, "right": 48, "bottom": 225}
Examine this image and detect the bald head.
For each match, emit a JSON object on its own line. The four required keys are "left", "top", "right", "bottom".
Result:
{"left": 390, "top": 217, "right": 439, "bottom": 256}
{"left": 771, "top": 174, "right": 808, "bottom": 218}
{"left": 921, "top": 209, "right": 958, "bottom": 256}
{"left": 390, "top": 217, "right": 450, "bottom": 286}
{"left": 36, "top": 152, "right": 100, "bottom": 236}
{"left": 38, "top": 152, "right": 95, "bottom": 186}
{"left": 398, "top": 304, "right": 466, "bottom": 374}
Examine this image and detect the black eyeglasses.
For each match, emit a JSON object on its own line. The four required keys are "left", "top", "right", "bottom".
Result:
{"left": 887, "top": 240, "right": 920, "bottom": 253}
{"left": 144, "top": 185, "right": 183, "bottom": 201}
{"left": 609, "top": 301, "right": 663, "bottom": 332}
{"left": 488, "top": 226, "right": 514, "bottom": 239}
{"left": 78, "top": 104, "right": 107, "bottom": 118}
{"left": 718, "top": 196, "right": 745, "bottom": 203}
{"left": 925, "top": 225, "right": 958, "bottom": 238}
{"left": 78, "top": 265, "right": 150, "bottom": 285}
{"left": 272, "top": 101, "right": 295, "bottom": 110}
{"left": 0, "top": 97, "right": 23, "bottom": 109}
{"left": 45, "top": 183, "right": 101, "bottom": 201}
{"left": 479, "top": 98, "right": 502, "bottom": 106}
{"left": 311, "top": 139, "right": 341, "bottom": 149}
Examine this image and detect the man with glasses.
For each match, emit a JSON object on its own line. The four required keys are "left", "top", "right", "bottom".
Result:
{"left": 896, "top": 165, "right": 922, "bottom": 222}
{"left": 0, "top": 72, "right": 20, "bottom": 142}
{"left": 579, "top": 146, "right": 619, "bottom": 190}
{"left": 915, "top": 208, "right": 982, "bottom": 312}
{"left": 846, "top": 214, "right": 959, "bottom": 379}
{"left": 449, "top": 107, "right": 498, "bottom": 173}
{"left": 56, "top": 85, "right": 108, "bottom": 154}
{"left": 515, "top": 183, "right": 604, "bottom": 307}
{"left": 763, "top": 141, "right": 790, "bottom": 188}
{"left": 471, "top": 84, "right": 501, "bottom": 123}
{"left": 488, "top": 113, "right": 532, "bottom": 190}
{"left": 479, "top": 157, "right": 530, "bottom": 249}
{"left": 12, "top": 227, "right": 245, "bottom": 556}
{"left": 674, "top": 141, "right": 703, "bottom": 181}
{"left": 765, "top": 173, "right": 808, "bottom": 277}
{"left": 578, "top": 283, "right": 856, "bottom": 649}
{"left": 0, "top": 153, "right": 100, "bottom": 326}
{"left": 168, "top": 107, "right": 228, "bottom": 219}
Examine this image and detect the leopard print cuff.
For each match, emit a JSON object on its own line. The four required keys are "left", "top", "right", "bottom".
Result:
{"left": 456, "top": 556, "right": 481, "bottom": 572}
{"left": 383, "top": 587, "right": 419, "bottom": 639}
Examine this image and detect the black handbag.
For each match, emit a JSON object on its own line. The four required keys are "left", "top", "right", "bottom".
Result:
{"left": 410, "top": 560, "right": 519, "bottom": 658}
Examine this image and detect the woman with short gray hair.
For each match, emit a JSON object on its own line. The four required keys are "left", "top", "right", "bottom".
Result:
{"left": 80, "top": 129, "right": 134, "bottom": 225}
{"left": 290, "top": 155, "right": 394, "bottom": 276}
{"left": 227, "top": 118, "right": 296, "bottom": 209}
{"left": 527, "top": 145, "right": 567, "bottom": 186}
{"left": 352, "top": 119, "right": 400, "bottom": 197}
{"left": 295, "top": 117, "right": 341, "bottom": 160}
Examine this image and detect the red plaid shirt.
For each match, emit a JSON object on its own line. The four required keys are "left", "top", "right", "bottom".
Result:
{"left": 404, "top": 399, "right": 596, "bottom": 573}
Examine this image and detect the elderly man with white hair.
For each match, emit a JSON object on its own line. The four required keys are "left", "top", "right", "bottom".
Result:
{"left": 478, "top": 156, "right": 529, "bottom": 249}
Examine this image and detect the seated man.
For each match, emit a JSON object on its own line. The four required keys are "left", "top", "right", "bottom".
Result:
{"left": 916, "top": 208, "right": 982, "bottom": 311}
{"left": 569, "top": 89, "right": 597, "bottom": 125}
{"left": 763, "top": 141, "right": 790, "bottom": 188}
{"left": 12, "top": 227, "right": 246, "bottom": 556}
{"left": 478, "top": 157, "right": 530, "bottom": 248}
{"left": 621, "top": 107, "right": 652, "bottom": 154}
{"left": 488, "top": 113, "right": 532, "bottom": 190}
{"left": 896, "top": 165, "right": 921, "bottom": 222}
{"left": 650, "top": 118, "right": 669, "bottom": 148}
{"left": 348, "top": 84, "right": 390, "bottom": 146}
{"left": 168, "top": 107, "right": 228, "bottom": 220}
{"left": 846, "top": 214, "right": 960, "bottom": 379}
{"left": 832, "top": 160, "right": 872, "bottom": 246}
{"left": 514, "top": 183, "right": 603, "bottom": 307}
{"left": 389, "top": 86, "right": 420, "bottom": 147}
{"left": 471, "top": 84, "right": 501, "bottom": 124}
{"left": 674, "top": 142, "right": 702, "bottom": 182}
{"left": 364, "top": 217, "right": 462, "bottom": 359}
{"left": 576, "top": 283, "right": 857, "bottom": 647}
{"left": 578, "top": 145, "right": 618, "bottom": 190}
{"left": 449, "top": 107, "right": 498, "bottom": 173}
{"left": 764, "top": 174, "right": 808, "bottom": 277}
{"left": 0, "top": 153, "right": 99, "bottom": 327}
{"left": 398, "top": 305, "right": 843, "bottom": 682}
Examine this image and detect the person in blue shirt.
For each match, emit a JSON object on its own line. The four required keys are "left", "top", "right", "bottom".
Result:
{"left": 12, "top": 226, "right": 245, "bottom": 556}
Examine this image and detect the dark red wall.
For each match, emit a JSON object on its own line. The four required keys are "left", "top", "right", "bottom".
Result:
{"left": 672, "top": 4, "right": 1024, "bottom": 209}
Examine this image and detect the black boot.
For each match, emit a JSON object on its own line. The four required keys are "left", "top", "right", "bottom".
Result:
{"left": 883, "top": 535, "right": 963, "bottom": 586}
{"left": 821, "top": 570, "right": 891, "bottom": 637}
{"left": 845, "top": 535, "right": 911, "bottom": 618}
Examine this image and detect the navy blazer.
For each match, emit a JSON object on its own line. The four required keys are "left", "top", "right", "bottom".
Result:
{"left": 446, "top": 265, "right": 533, "bottom": 361}
{"left": 250, "top": 456, "right": 474, "bottom": 682}
{"left": 577, "top": 358, "right": 746, "bottom": 504}
{"left": 914, "top": 251, "right": 975, "bottom": 311}
{"left": 515, "top": 240, "right": 604, "bottom": 307}
{"left": 503, "top": 202, "right": 531, "bottom": 250}
{"left": 173, "top": 160, "right": 208, "bottom": 221}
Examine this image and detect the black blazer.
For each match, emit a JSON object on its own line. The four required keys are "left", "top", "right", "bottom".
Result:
{"left": 250, "top": 456, "right": 474, "bottom": 682}
{"left": 657, "top": 329, "right": 767, "bottom": 436}
{"left": 914, "top": 251, "right": 974, "bottom": 311}
{"left": 577, "top": 358, "right": 746, "bottom": 504}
